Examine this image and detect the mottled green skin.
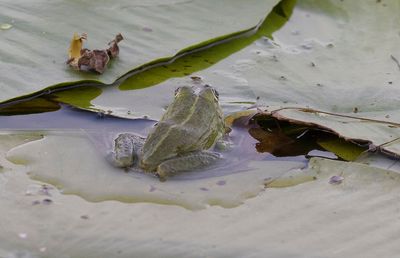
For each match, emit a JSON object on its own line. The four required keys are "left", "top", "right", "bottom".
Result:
{"left": 111, "top": 85, "right": 226, "bottom": 177}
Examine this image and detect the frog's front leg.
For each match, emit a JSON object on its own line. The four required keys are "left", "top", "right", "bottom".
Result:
{"left": 156, "top": 151, "right": 221, "bottom": 180}
{"left": 107, "top": 133, "right": 145, "bottom": 168}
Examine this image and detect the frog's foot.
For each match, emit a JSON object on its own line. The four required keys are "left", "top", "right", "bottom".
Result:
{"left": 214, "top": 137, "right": 234, "bottom": 152}
{"left": 156, "top": 151, "right": 221, "bottom": 180}
{"left": 107, "top": 133, "right": 145, "bottom": 168}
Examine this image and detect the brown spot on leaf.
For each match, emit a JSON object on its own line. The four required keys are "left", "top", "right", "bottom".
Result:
{"left": 216, "top": 180, "right": 226, "bottom": 186}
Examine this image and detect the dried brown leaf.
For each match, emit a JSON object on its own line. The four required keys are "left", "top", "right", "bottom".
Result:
{"left": 66, "top": 33, "right": 123, "bottom": 74}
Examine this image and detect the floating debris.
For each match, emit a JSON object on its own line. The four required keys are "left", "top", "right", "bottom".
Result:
{"left": 67, "top": 33, "right": 123, "bottom": 74}
{"left": 42, "top": 198, "right": 53, "bottom": 205}
{"left": 142, "top": 27, "right": 153, "bottom": 32}
{"left": 216, "top": 180, "right": 226, "bottom": 186}
{"left": 329, "top": 175, "right": 344, "bottom": 185}
{"left": 32, "top": 200, "right": 41, "bottom": 205}
{"left": 25, "top": 184, "right": 53, "bottom": 196}
{"left": 390, "top": 55, "right": 400, "bottom": 71}
{"left": 190, "top": 76, "right": 203, "bottom": 83}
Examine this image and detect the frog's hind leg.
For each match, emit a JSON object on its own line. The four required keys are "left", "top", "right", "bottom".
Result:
{"left": 156, "top": 151, "right": 220, "bottom": 180}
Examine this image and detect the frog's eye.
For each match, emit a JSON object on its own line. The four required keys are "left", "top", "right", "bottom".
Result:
{"left": 211, "top": 88, "right": 219, "bottom": 100}
{"left": 174, "top": 87, "right": 181, "bottom": 96}
{"left": 175, "top": 86, "right": 194, "bottom": 96}
{"left": 203, "top": 84, "right": 219, "bottom": 100}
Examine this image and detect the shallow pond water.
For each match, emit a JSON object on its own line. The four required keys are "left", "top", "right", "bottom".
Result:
{"left": 1, "top": 106, "right": 320, "bottom": 209}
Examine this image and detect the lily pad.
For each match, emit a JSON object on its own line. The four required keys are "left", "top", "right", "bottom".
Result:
{"left": 0, "top": 0, "right": 280, "bottom": 104}
{"left": 6, "top": 130, "right": 307, "bottom": 210}
{"left": 55, "top": 0, "right": 296, "bottom": 118}
{"left": 189, "top": 0, "right": 400, "bottom": 156}
{"left": 61, "top": 0, "right": 400, "bottom": 162}
{"left": 2, "top": 133, "right": 400, "bottom": 257}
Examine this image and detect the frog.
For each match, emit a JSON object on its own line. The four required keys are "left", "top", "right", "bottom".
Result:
{"left": 108, "top": 85, "right": 227, "bottom": 179}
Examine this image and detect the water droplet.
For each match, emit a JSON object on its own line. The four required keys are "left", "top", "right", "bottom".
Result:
{"left": 18, "top": 233, "right": 28, "bottom": 239}
{"left": 142, "top": 27, "right": 153, "bottom": 32}
{"left": 0, "top": 23, "right": 12, "bottom": 30}
{"left": 291, "top": 30, "right": 300, "bottom": 36}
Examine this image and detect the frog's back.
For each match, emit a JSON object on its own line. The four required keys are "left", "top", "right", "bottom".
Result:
{"left": 141, "top": 86, "right": 224, "bottom": 170}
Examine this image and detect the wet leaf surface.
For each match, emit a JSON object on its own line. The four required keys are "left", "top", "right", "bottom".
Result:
{"left": 1, "top": 1, "right": 400, "bottom": 257}
{"left": 0, "top": 0, "right": 280, "bottom": 103}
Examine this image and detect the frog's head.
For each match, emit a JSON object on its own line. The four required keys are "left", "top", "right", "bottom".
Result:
{"left": 174, "top": 85, "right": 196, "bottom": 98}
{"left": 175, "top": 85, "right": 219, "bottom": 103}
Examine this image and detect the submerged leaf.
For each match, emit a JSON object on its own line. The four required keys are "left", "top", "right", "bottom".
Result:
{"left": 249, "top": 128, "right": 292, "bottom": 153}
{"left": 50, "top": 86, "right": 102, "bottom": 109}
{"left": 224, "top": 110, "right": 258, "bottom": 128}
{"left": 317, "top": 138, "right": 365, "bottom": 161}
{"left": 0, "top": 98, "right": 60, "bottom": 116}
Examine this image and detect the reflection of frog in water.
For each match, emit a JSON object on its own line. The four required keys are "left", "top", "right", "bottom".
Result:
{"left": 109, "top": 85, "right": 227, "bottom": 179}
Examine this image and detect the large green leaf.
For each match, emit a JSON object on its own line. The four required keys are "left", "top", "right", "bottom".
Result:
{"left": 250, "top": 0, "right": 400, "bottom": 156}
{"left": 34, "top": 0, "right": 294, "bottom": 119}
{"left": 72, "top": 0, "right": 400, "bottom": 160}
{"left": 0, "top": 0, "right": 279, "bottom": 103}
{"left": 90, "top": 0, "right": 400, "bottom": 155}
{"left": 2, "top": 1, "right": 400, "bottom": 256}
{"left": 2, "top": 133, "right": 400, "bottom": 257}
{"left": 5, "top": 131, "right": 307, "bottom": 210}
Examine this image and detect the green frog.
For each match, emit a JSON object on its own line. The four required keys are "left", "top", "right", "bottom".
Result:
{"left": 109, "top": 85, "right": 227, "bottom": 179}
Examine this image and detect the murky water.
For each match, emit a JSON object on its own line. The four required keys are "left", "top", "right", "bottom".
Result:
{"left": 2, "top": 105, "right": 318, "bottom": 209}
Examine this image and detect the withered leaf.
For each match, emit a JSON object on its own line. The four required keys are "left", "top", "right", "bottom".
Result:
{"left": 107, "top": 33, "right": 124, "bottom": 58}
{"left": 66, "top": 33, "right": 123, "bottom": 74}
{"left": 78, "top": 49, "right": 110, "bottom": 74}
{"left": 67, "top": 32, "right": 87, "bottom": 67}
